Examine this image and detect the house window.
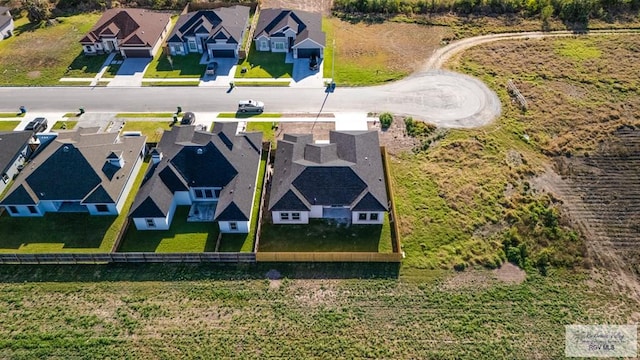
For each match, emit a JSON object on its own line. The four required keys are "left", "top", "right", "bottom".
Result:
{"left": 358, "top": 213, "right": 367, "bottom": 221}
{"left": 194, "top": 189, "right": 203, "bottom": 198}
{"left": 280, "top": 212, "right": 289, "bottom": 220}
{"left": 8, "top": 206, "right": 18, "bottom": 214}
{"left": 85, "top": 46, "right": 92, "bottom": 52}
{"left": 188, "top": 40, "right": 197, "bottom": 51}
{"left": 27, "top": 206, "right": 37, "bottom": 214}
{"left": 1, "top": 173, "right": 8, "bottom": 183}
{"left": 214, "top": 189, "right": 221, "bottom": 198}
{"left": 204, "top": 189, "right": 213, "bottom": 198}
{"left": 292, "top": 212, "right": 300, "bottom": 220}
{"left": 260, "top": 40, "right": 268, "bottom": 50}
{"left": 96, "top": 204, "right": 109, "bottom": 212}
{"left": 274, "top": 42, "right": 285, "bottom": 50}
{"left": 145, "top": 218, "right": 155, "bottom": 228}
{"left": 370, "top": 213, "right": 379, "bottom": 221}
{"left": 229, "top": 222, "right": 238, "bottom": 231}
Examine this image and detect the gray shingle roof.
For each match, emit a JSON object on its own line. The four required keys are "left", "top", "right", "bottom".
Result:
{"left": 129, "top": 123, "right": 262, "bottom": 222}
{"left": 0, "top": 131, "right": 31, "bottom": 175}
{"left": 269, "top": 130, "right": 388, "bottom": 212}
{"left": 0, "top": 128, "right": 146, "bottom": 206}
{"left": 168, "top": 7, "right": 249, "bottom": 45}
{"left": 254, "top": 8, "right": 325, "bottom": 47}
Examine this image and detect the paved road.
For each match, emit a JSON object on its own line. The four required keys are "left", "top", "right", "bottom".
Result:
{"left": 2, "top": 29, "right": 636, "bottom": 128}
{"left": 0, "top": 70, "right": 499, "bottom": 128}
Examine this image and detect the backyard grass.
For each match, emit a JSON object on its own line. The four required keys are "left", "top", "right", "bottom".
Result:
{"left": 246, "top": 121, "right": 276, "bottom": 144}
{"left": 118, "top": 207, "right": 219, "bottom": 253}
{"left": 258, "top": 214, "right": 393, "bottom": 253}
{"left": 0, "top": 121, "right": 20, "bottom": 131}
{"left": 218, "top": 152, "right": 268, "bottom": 252}
{"left": 234, "top": 43, "right": 292, "bottom": 78}
{"left": 217, "top": 113, "right": 281, "bottom": 118}
{"left": 51, "top": 121, "right": 78, "bottom": 130}
{"left": 0, "top": 13, "right": 102, "bottom": 85}
{"left": 144, "top": 53, "right": 205, "bottom": 79}
{"left": 0, "top": 160, "right": 150, "bottom": 253}
{"left": 120, "top": 121, "right": 174, "bottom": 143}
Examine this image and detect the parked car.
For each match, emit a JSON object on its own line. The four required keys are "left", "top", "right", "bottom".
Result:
{"left": 309, "top": 55, "right": 319, "bottom": 71}
{"left": 205, "top": 62, "right": 218, "bottom": 76}
{"left": 181, "top": 112, "right": 195, "bottom": 125}
{"left": 238, "top": 100, "right": 264, "bottom": 113}
{"left": 25, "top": 117, "right": 48, "bottom": 133}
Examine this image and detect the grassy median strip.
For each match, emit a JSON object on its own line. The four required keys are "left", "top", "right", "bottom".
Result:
{"left": 0, "top": 113, "right": 23, "bottom": 118}
{"left": 0, "top": 121, "right": 20, "bottom": 131}
{"left": 233, "top": 81, "right": 290, "bottom": 87}
{"left": 142, "top": 81, "right": 201, "bottom": 87}
{"left": 116, "top": 113, "right": 175, "bottom": 118}
{"left": 217, "top": 113, "right": 282, "bottom": 118}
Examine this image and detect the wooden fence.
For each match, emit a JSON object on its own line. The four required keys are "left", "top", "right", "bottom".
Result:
{"left": 380, "top": 146, "right": 403, "bottom": 254}
{"left": 0, "top": 252, "right": 256, "bottom": 265}
{"left": 257, "top": 252, "right": 402, "bottom": 262}
{"left": 253, "top": 142, "right": 272, "bottom": 252}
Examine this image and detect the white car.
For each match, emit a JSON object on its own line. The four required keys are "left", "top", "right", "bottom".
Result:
{"left": 238, "top": 100, "right": 264, "bottom": 113}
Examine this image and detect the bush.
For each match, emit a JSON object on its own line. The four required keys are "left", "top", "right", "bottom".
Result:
{"left": 405, "top": 117, "right": 436, "bottom": 137}
{"left": 379, "top": 112, "right": 393, "bottom": 129}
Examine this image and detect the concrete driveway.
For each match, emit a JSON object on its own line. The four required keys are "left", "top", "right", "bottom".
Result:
{"left": 199, "top": 58, "right": 237, "bottom": 87}
{"left": 291, "top": 58, "right": 325, "bottom": 88}
{"left": 107, "top": 58, "right": 151, "bottom": 87}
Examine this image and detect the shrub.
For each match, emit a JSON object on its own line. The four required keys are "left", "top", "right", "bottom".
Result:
{"left": 379, "top": 112, "right": 393, "bottom": 129}
{"left": 405, "top": 117, "right": 436, "bottom": 137}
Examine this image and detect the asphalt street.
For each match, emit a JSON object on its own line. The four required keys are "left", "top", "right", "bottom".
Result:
{"left": 0, "top": 70, "right": 501, "bottom": 129}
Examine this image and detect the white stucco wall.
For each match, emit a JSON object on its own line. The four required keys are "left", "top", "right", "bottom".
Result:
{"left": 87, "top": 203, "right": 118, "bottom": 215}
{"left": 174, "top": 191, "right": 191, "bottom": 205}
{"left": 3, "top": 204, "right": 43, "bottom": 217}
{"left": 271, "top": 211, "right": 309, "bottom": 224}
{"left": 0, "top": 18, "right": 14, "bottom": 40}
{"left": 133, "top": 216, "right": 170, "bottom": 230}
{"left": 309, "top": 205, "right": 322, "bottom": 218}
{"left": 352, "top": 211, "right": 385, "bottom": 225}
{"left": 218, "top": 220, "right": 249, "bottom": 233}
{"left": 0, "top": 145, "right": 28, "bottom": 195}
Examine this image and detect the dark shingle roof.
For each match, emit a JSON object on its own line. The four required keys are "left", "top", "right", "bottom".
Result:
{"left": 1, "top": 184, "right": 36, "bottom": 205}
{"left": 168, "top": 7, "right": 249, "bottom": 45}
{"left": 1, "top": 128, "right": 145, "bottom": 206}
{"left": 129, "top": 123, "right": 262, "bottom": 223}
{"left": 254, "top": 8, "right": 325, "bottom": 47}
{"left": 0, "top": 7, "right": 12, "bottom": 30}
{"left": 80, "top": 8, "right": 170, "bottom": 48}
{"left": 0, "top": 131, "right": 31, "bottom": 175}
{"left": 269, "top": 130, "right": 388, "bottom": 212}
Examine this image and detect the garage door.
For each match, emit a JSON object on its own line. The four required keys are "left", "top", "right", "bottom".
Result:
{"left": 297, "top": 48, "right": 320, "bottom": 58}
{"left": 212, "top": 49, "right": 235, "bottom": 58}
{"left": 123, "top": 49, "right": 151, "bottom": 58}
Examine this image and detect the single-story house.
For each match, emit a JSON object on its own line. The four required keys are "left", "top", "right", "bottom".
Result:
{"left": 269, "top": 130, "right": 388, "bottom": 225}
{"left": 0, "top": 6, "right": 13, "bottom": 40}
{"left": 129, "top": 122, "right": 263, "bottom": 233}
{"left": 253, "top": 8, "right": 325, "bottom": 59}
{"left": 80, "top": 8, "right": 171, "bottom": 58}
{"left": 167, "top": 6, "right": 250, "bottom": 59}
{"left": 0, "top": 128, "right": 146, "bottom": 216}
{"left": 0, "top": 131, "right": 32, "bottom": 195}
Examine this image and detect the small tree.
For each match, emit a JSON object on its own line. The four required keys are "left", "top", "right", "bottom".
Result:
{"left": 23, "top": 0, "right": 52, "bottom": 23}
{"left": 379, "top": 112, "right": 393, "bottom": 129}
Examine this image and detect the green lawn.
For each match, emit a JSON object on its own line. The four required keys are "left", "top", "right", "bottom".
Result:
{"left": 246, "top": 122, "right": 276, "bottom": 145}
{"left": 0, "top": 160, "right": 150, "bottom": 253}
{"left": 0, "top": 121, "right": 20, "bottom": 131}
{"left": 65, "top": 53, "right": 108, "bottom": 78}
{"left": 118, "top": 207, "right": 219, "bottom": 253}
{"left": 0, "top": 113, "right": 23, "bottom": 118}
{"left": 217, "top": 113, "right": 281, "bottom": 118}
{"left": 234, "top": 43, "right": 292, "bottom": 78}
{"left": 258, "top": 214, "right": 393, "bottom": 253}
{"left": 144, "top": 53, "right": 205, "bottom": 79}
{"left": 0, "top": 14, "right": 101, "bottom": 85}
{"left": 116, "top": 113, "right": 175, "bottom": 118}
{"left": 218, "top": 152, "right": 268, "bottom": 252}
{"left": 322, "top": 17, "right": 334, "bottom": 78}
{"left": 121, "top": 121, "right": 174, "bottom": 143}
{"left": 51, "top": 121, "right": 78, "bottom": 130}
